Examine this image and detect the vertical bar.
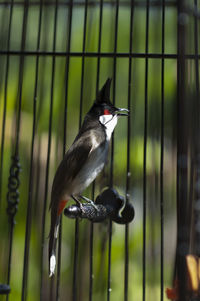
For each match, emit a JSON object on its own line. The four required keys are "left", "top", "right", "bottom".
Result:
{"left": 96, "top": 0, "right": 103, "bottom": 93}
{"left": 89, "top": 1, "right": 104, "bottom": 300}
{"left": 79, "top": 0, "right": 88, "bottom": 129}
{"left": 21, "top": 0, "right": 42, "bottom": 300}
{"left": 40, "top": 0, "right": 59, "bottom": 300}
{"left": 6, "top": 0, "right": 29, "bottom": 298}
{"left": 176, "top": 1, "right": 188, "bottom": 300}
{"left": 160, "top": 0, "right": 165, "bottom": 300}
{"left": 194, "top": 0, "right": 199, "bottom": 98}
{"left": 56, "top": 0, "right": 73, "bottom": 299}
{"left": 73, "top": 1, "right": 88, "bottom": 300}
{"left": 143, "top": 1, "right": 149, "bottom": 301}
{"left": 89, "top": 186, "right": 94, "bottom": 301}
{"left": 109, "top": 0, "right": 119, "bottom": 187}
{"left": 0, "top": 0, "right": 14, "bottom": 208}
{"left": 107, "top": 1, "right": 119, "bottom": 300}
{"left": 124, "top": 1, "right": 134, "bottom": 301}
{"left": 193, "top": 0, "right": 200, "bottom": 256}
{"left": 23, "top": 1, "right": 42, "bottom": 300}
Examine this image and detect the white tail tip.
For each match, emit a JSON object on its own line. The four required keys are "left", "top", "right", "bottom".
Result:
{"left": 49, "top": 254, "right": 56, "bottom": 277}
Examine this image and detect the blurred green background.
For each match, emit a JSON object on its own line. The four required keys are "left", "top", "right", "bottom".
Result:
{"left": 0, "top": 0, "right": 197, "bottom": 300}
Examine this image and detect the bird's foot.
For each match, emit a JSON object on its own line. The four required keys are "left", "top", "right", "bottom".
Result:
{"left": 71, "top": 195, "right": 84, "bottom": 211}
{"left": 79, "top": 195, "right": 98, "bottom": 211}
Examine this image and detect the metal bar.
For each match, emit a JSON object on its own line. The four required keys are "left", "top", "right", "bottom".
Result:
{"left": 194, "top": 0, "right": 199, "bottom": 97}
{"left": 176, "top": 1, "right": 188, "bottom": 300}
{"left": 22, "top": 7, "right": 42, "bottom": 294}
{"left": 56, "top": 0, "right": 73, "bottom": 299}
{"left": 72, "top": 219, "right": 79, "bottom": 301}
{"left": 1, "top": 50, "right": 200, "bottom": 59}
{"left": 95, "top": 0, "right": 103, "bottom": 93}
{"left": 89, "top": 0, "right": 104, "bottom": 299}
{"left": 193, "top": 0, "right": 200, "bottom": 256}
{"left": 0, "top": 0, "right": 177, "bottom": 8}
{"left": 40, "top": 0, "right": 59, "bottom": 299}
{"left": 143, "top": 0, "right": 150, "bottom": 300}
{"left": 107, "top": 0, "right": 119, "bottom": 299}
{"left": 23, "top": 1, "right": 42, "bottom": 300}
{"left": 160, "top": 1, "right": 165, "bottom": 301}
{"left": 124, "top": 1, "right": 134, "bottom": 301}
{"left": 89, "top": 186, "right": 94, "bottom": 301}
{"left": 79, "top": 0, "right": 88, "bottom": 128}
{"left": 18, "top": 0, "right": 30, "bottom": 299}
{"left": 72, "top": 0, "right": 89, "bottom": 299}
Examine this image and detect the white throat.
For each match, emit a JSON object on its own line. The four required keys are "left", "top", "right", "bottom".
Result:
{"left": 99, "top": 114, "right": 118, "bottom": 140}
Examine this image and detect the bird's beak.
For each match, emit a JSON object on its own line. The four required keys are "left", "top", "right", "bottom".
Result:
{"left": 115, "top": 108, "right": 129, "bottom": 116}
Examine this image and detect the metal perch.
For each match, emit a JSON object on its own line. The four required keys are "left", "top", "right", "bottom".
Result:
{"left": 64, "top": 188, "right": 135, "bottom": 224}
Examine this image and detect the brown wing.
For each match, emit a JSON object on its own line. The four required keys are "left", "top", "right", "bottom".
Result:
{"left": 49, "top": 133, "right": 94, "bottom": 208}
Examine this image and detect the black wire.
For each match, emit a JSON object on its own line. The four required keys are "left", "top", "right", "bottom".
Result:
{"left": 56, "top": 0, "right": 73, "bottom": 299}
{"left": 107, "top": 1, "right": 119, "bottom": 300}
{"left": 19, "top": 0, "right": 32, "bottom": 299}
{"left": 1, "top": 49, "right": 196, "bottom": 59}
{"left": 176, "top": 1, "right": 188, "bottom": 300}
{"left": 72, "top": 1, "right": 89, "bottom": 299}
{"left": 40, "top": 0, "right": 59, "bottom": 299}
{"left": 14, "top": 0, "right": 29, "bottom": 157}
{"left": 160, "top": 0, "right": 165, "bottom": 300}
{"left": 72, "top": 219, "right": 79, "bottom": 301}
{"left": 124, "top": 1, "right": 135, "bottom": 301}
{"left": 143, "top": 0, "right": 150, "bottom": 300}
{"left": 194, "top": 0, "right": 199, "bottom": 97}
{"left": 193, "top": 0, "right": 200, "bottom": 256}
{"left": 89, "top": 1, "right": 104, "bottom": 299}
{"left": 0, "top": 0, "right": 177, "bottom": 8}
{"left": 95, "top": 0, "right": 103, "bottom": 94}
{"left": 11, "top": 0, "right": 29, "bottom": 297}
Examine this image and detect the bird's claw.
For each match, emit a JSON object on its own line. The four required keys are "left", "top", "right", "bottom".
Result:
{"left": 79, "top": 195, "right": 98, "bottom": 211}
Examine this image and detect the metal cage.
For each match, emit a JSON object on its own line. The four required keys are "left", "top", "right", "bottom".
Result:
{"left": 0, "top": 0, "right": 200, "bottom": 300}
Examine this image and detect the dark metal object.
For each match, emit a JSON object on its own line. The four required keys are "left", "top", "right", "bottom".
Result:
{"left": 6, "top": 156, "right": 21, "bottom": 224}
{"left": 6, "top": 155, "right": 21, "bottom": 292}
{"left": 64, "top": 188, "right": 135, "bottom": 224}
{"left": 0, "top": 284, "right": 11, "bottom": 295}
{"left": 1, "top": 50, "right": 200, "bottom": 60}
{"left": 176, "top": 1, "right": 188, "bottom": 301}
{"left": 0, "top": 0, "right": 177, "bottom": 8}
{"left": 160, "top": 1, "right": 165, "bottom": 300}
{"left": 143, "top": 1, "right": 150, "bottom": 300}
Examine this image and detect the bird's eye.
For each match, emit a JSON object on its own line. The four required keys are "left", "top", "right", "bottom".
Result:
{"left": 104, "top": 109, "right": 110, "bottom": 115}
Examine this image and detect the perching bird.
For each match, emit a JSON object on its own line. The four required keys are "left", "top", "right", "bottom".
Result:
{"left": 49, "top": 78, "right": 128, "bottom": 277}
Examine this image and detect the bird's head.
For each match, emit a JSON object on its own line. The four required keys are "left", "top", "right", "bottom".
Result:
{"left": 88, "top": 78, "right": 129, "bottom": 127}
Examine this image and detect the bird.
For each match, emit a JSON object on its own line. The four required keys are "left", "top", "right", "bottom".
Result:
{"left": 49, "top": 78, "right": 128, "bottom": 277}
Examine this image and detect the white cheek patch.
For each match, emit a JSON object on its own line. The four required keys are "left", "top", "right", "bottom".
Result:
{"left": 99, "top": 114, "right": 113, "bottom": 125}
{"left": 99, "top": 114, "right": 118, "bottom": 140}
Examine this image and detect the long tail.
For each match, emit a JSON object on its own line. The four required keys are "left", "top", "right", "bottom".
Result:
{"left": 49, "top": 200, "right": 68, "bottom": 277}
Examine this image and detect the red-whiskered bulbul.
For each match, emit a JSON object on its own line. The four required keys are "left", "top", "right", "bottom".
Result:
{"left": 49, "top": 78, "right": 128, "bottom": 277}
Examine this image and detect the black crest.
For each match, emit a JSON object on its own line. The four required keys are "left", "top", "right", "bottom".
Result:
{"left": 96, "top": 78, "right": 112, "bottom": 104}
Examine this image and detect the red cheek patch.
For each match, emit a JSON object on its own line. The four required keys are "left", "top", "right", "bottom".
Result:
{"left": 104, "top": 109, "right": 110, "bottom": 115}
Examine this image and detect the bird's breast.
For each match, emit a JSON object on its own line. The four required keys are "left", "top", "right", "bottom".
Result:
{"left": 71, "top": 142, "right": 109, "bottom": 195}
